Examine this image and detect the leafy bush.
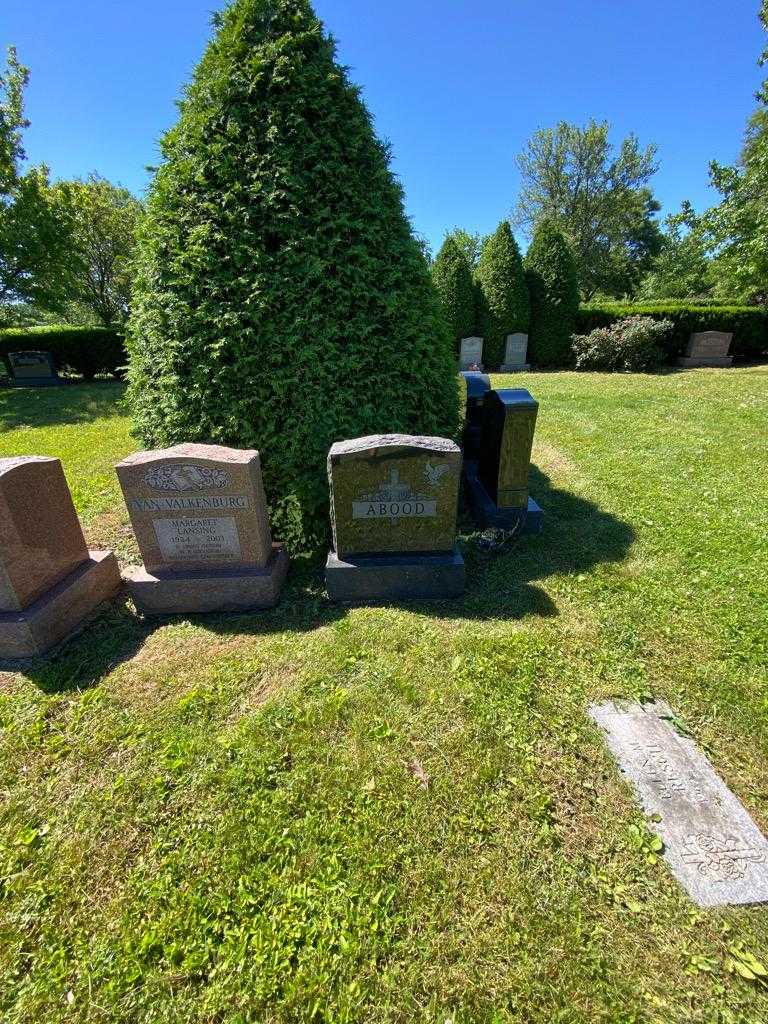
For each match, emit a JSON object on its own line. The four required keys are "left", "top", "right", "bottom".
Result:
{"left": 571, "top": 316, "right": 671, "bottom": 371}
{"left": 431, "top": 236, "right": 476, "bottom": 344}
{"left": 524, "top": 220, "right": 579, "bottom": 367}
{"left": 475, "top": 221, "right": 529, "bottom": 367}
{"left": 0, "top": 325, "right": 126, "bottom": 378}
{"left": 577, "top": 303, "right": 768, "bottom": 360}
{"left": 126, "top": 0, "right": 459, "bottom": 551}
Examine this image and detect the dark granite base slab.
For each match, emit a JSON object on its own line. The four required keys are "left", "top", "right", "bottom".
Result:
{"left": 0, "top": 550, "right": 122, "bottom": 659}
{"left": 464, "top": 469, "right": 543, "bottom": 533}
{"left": 125, "top": 544, "right": 288, "bottom": 615}
{"left": 676, "top": 356, "right": 733, "bottom": 368}
{"left": 8, "top": 378, "right": 64, "bottom": 387}
{"left": 326, "top": 547, "right": 465, "bottom": 603}
{"left": 499, "top": 364, "right": 531, "bottom": 372}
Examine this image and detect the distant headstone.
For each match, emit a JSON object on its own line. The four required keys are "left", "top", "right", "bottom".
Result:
{"left": 500, "top": 333, "right": 530, "bottom": 372}
{"left": 459, "top": 336, "right": 484, "bottom": 371}
{"left": 326, "top": 434, "right": 464, "bottom": 602}
{"left": 465, "top": 388, "right": 542, "bottom": 532}
{"left": 115, "top": 443, "right": 287, "bottom": 614}
{"left": 0, "top": 456, "right": 121, "bottom": 657}
{"left": 7, "top": 351, "right": 61, "bottom": 387}
{"left": 591, "top": 700, "right": 768, "bottom": 907}
{"left": 460, "top": 371, "right": 491, "bottom": 464}
{"left": 677, "top": 331, "right": 733, "bottom": 368}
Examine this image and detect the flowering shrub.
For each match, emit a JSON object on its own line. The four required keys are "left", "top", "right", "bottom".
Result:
{"left": 571, "top": 316, "right": 672, "bottom": 371}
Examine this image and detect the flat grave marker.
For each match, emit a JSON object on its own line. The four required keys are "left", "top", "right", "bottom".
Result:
{"left": 590, "top": 700, "right": 768, "bottom": 907}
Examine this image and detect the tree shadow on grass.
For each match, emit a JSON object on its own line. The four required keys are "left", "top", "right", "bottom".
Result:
{"left": 11, "top": 467, "right": 634, "bottom": 693}
{"left": 0, "top": 382, "right": 126, "bottom": 432}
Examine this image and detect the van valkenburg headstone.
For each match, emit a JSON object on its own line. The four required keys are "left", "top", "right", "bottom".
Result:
{"left": 500, "top": 333, "right": 530, "bottom": 372}
{"left": 325, "top": 434, "right": 464, "bottom": 602}
{"left": 458, "top": 336, "right": 484, "bottom": 371}
{"left": 677, "top": 331, "right": 733, "bottom": 368}
{"left": 116, "top": 443, "right": 287, "bottom": 614}
{"left": 465, "top": 388, "right": 543, "bottom": 533}
{"left": 591, "top": 700, "right": 768, "bottom": 907}
{"left": 0, "top": 456, "right": 121, "bottom": 657}
{"left": 7, "top": 351, "right": 61, "bottom": 387}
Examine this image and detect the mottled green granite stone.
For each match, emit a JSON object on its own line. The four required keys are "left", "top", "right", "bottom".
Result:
{"left": 328, "top": 435, "right": 462, "bottom": 557}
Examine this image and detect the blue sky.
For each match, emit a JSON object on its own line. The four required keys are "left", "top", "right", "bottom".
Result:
{"left": 2, "top": 0, "right": 765, "bottom": 254}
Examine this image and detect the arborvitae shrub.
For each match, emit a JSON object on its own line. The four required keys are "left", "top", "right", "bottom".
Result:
{"left": 431, "top": 236, "right": 476, "bottom": 346}
{"left": 475, "top": 221, "right": 530, "bottom": 367}
{"left": 127, "top": 0, "right": 458, "bottom": 550}
{"left": 524, "top": 220, "right": 579, "bottom": 367}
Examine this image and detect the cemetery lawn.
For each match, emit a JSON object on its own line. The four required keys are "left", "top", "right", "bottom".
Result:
{"left": 1, "top": 369, "right": 767, "bottom": 1024}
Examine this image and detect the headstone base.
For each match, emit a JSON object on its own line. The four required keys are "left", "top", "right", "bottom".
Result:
{"left": 464, "top": 466, "right": 543, "bottom": 533}
{"left": 124, "top": 544, "right": 288, "bottom": 615}
{"left": 7, "top": 377, "right": 63, "bottom": 388}
{"left": 326, "top": 547, "right": 465, "bottom": 603}
{"left": 676, "top": 356, "right": 733, "bottom": 368}
{"left": 0, "top": 550, "right": 122, "bottom": 659}
{"left": 499, "top": 363, "right": 531, "bottom": 373}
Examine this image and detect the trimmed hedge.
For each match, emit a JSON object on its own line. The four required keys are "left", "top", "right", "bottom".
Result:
{"left": 0, "top": 326, "right": 126, "bottom": 379}
{"left": 475, "top": 221, "right": 529, "bottom": 368}
{"left": 431, "top": 236, "right": 476, "bottom": 344}
{"left": 577, "top": 304, "right": 768, "bottom": 360}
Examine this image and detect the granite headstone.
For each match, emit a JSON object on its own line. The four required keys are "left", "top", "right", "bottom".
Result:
{"left": 326, "top": 434, "right": 464, "bottom": 602}
{"left": 0, "top": 456, "right": 121, "bottom": 657}
{"left": 116, "top": 443, "right": 287, "bottom": 614}
{"left": 500, "top": 333, "right": 530, "bottom": 372}
{"left": 459, "top": 337, "right": 484, "bottom": 371}
{"left": 677, "top": 331, "right": 733, "bottom": 368}
{"left": 460, "top": 371, "right": 492, "bottom": 464}
{"left": 7, "top": 351, "right": 61, "bottom": 387}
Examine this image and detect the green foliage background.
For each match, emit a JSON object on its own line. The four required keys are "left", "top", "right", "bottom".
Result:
{"left": 430, "top": 235, "right": 476, "bottom": 346}
{"left": 577, "top": 303, "right": 768, "bottom": 360}
{"left": 126, "top": 0, "right": 458, "bottom": 550}
{"left": 475, "top": 221, "right": 529, "bottom": 367}
{"left": 0, "top": 325, "right": 125, "bottom": 378}
{"left": 524, "top": 220, "right": 579, "bottom": 367}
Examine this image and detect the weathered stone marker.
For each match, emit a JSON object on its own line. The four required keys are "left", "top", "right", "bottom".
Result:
{"left": 591, "top": 700, "right": 768, "bottom": 907}
{"left": 458, "top": 336, "right": 484, "bottom": 371}
{"left": 677, "top": 331, "right": 733, "bottom": 368}
{"left": 460, "top": 371, "right": 491, "bottom": 464}
{"left": 116, "top": 443, "right": 287, "bottom": 614}
{"left": 0, "top": 456, "right": 121, "bottom": 657}
{"left": 465, "top": 388, "right": 543, "bottom": 533}
{"left": 500, "top": 333, "right": 530, "bottom": 372}
{"left": 7, "top": 351, "right": 61, "bottom": 387}
{"left": 326, "top": 434, "right": 464, "bottom": 602}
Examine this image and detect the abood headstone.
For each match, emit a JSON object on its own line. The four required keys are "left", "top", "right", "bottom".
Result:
{"left": 458, "top": 336, "right": 484, "bottom": 371}
{"left": 677, "top": 331, "right": 734, "bottom": 368}
{"left": 7, "top": 351, "right": 61, "bottom": 387}
{"left": 116, "top": 443, "right": 287, "bottom": 615}
{"left": 0, "top": 457, "right": 121, "bottom": 657}
{"left": 591, "top": 701, "right": 768, "bottom": 907}
{"left": 326, "top": 434, "right": 464, "bottom": 602}
{"left": 500, "top": 333, "right": 530, "bottom": 372}
{"left": 465, "top": 388, "right": 543, "bottom": 533}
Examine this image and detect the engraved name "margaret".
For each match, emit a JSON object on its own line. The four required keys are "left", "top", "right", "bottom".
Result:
{"left": 129, "top": 495, "right": 249, "bottom": 513}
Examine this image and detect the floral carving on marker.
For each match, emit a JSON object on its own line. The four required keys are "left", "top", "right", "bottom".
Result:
{"left": 144, "top": 464, "right": 231, "bottom": 492}
{"left": 682, "top": 833, "right": 767, "bottom": 883}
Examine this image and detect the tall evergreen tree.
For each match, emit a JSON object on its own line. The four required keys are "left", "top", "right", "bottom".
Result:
{"left": 524, "top": 220, "right": 579, "bottom": 367}
{"left": 430, "top": 236, "right": 476, "bottom": 344}
{"left": 127, "top": 0, "right": 458, "bottom": 549}
{"left": 475, "top": 221, "right": 529, "bottom": 367}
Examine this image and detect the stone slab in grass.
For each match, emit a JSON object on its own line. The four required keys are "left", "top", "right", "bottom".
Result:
{"left": 590, "top": 700, "right": 768, "bottom": 907}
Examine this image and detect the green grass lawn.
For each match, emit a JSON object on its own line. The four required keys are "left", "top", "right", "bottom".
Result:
{"left": 1, "top": 369, "right": 767, "bottom": 1024}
